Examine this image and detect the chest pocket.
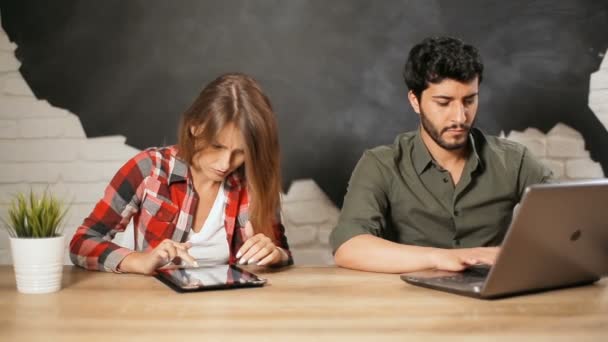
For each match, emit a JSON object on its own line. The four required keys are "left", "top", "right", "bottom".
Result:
{"left": 139, "top": 194, "right": 180, "bottom": 243}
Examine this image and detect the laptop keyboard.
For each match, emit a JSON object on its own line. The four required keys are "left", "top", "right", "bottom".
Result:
{"left": 405, "top": 264, "right": 491, "bottom": 293}
{"left": 463, "top": 263, "right": 491, "bottom": 277}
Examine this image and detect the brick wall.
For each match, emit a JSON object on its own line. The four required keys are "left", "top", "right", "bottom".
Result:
{"left": 500, "top": 54, "right": 607, "bottom": 180}
{"left": 0, "top": 21, "right": 606, "bottom": 265}
{"left": 501, "top": 124, "right": 604, "bottom": 179}
{"left": 590, "top": 51, "right": 608, "bottom": 132}
{"left": 0, "top": 27, "right": 140, "bottom": 264}
{"left": 282, "top": 180, "right": 339, "bottom": 265}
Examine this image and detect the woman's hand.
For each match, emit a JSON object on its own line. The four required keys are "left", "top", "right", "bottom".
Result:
{"left": 236, "top": 221, "right": 286, "bottom": 266}
{"left": 118, "top": 239, "right": 198, "bottom": 275}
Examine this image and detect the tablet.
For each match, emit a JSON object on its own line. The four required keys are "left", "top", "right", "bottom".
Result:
{"left": 155, "top": 264, "right": 267, "bottom": 292}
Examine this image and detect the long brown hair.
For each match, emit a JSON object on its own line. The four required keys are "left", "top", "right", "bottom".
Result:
{"left": 177, "top": 73, "right": 282, "bottom": 239}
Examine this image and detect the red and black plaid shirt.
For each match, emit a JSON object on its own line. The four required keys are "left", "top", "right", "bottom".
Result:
{"left": 69, "top": 146, "right": 292, "bottom": 272}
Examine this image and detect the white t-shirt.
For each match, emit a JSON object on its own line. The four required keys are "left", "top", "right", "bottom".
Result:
{"left": 187, "top": 184, "right": 230, "bottom": 266}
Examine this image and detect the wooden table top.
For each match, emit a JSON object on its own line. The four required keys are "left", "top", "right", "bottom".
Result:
{"left": 1, "top": 265, "right": 606, "bottom": 341}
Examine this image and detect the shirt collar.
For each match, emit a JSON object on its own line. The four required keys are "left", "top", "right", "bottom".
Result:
{"left": 468, "top": 130, "right": 484, "bottom": 173}
{"left": 412, "top": 130, "right": 435, "bottom": 175}
{"left": 224, "top": 169, "right": 244, "bottom": 191}
{"left": 167, "top": 153, "right": 189, "bottom": 185}
{"left": 411, "top": 128, "right": 484, "bottom": 176}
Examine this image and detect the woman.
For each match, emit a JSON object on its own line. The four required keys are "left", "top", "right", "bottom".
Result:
{"left": 70, "top": 73, "right": 292, "bottom": 274}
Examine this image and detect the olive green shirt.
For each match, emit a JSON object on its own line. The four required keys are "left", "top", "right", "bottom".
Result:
{"left": 330, "top": 128, "right": 553, "bottom": 253}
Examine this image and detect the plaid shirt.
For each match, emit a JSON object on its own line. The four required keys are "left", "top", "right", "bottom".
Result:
{"left": 69, "top": 146, "right": 292, "bottom": 272}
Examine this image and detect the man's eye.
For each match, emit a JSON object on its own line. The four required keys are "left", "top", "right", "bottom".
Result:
{"left": 211, "top": 144, "right": 223, "bottom": 149}
{"left": 436, "top": 102, "right": 449, "bottom": 107}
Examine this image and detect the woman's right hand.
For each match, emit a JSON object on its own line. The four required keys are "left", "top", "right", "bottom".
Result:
{"left": 117, "top": 239, "right": 198, "bottom": 275}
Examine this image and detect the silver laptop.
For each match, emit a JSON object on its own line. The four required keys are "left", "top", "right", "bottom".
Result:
{"left": 401, "top": 179, "right": 608, "bottom": 299}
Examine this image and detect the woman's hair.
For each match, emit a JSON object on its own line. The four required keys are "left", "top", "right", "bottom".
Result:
{"left": 178, "top": 73, "right": 282, "bottom": 239}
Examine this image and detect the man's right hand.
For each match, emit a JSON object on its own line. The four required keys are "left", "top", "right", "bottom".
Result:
{"left": 429, "top": 247, "right": 500, "bottom": 272}
{"left": 117, "top": 239, "right": 198, "bottom": 275}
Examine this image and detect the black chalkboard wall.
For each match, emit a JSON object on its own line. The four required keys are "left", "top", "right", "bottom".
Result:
{"left": 2, "top": 0, "right": 608, "bottom": 205}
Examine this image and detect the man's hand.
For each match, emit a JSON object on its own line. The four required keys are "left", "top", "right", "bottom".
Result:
{"left": 429, "top": 247, "right": 500, "bottom": 272}
{"left": 118, "top": 239, "right": 197, "bottom": 275}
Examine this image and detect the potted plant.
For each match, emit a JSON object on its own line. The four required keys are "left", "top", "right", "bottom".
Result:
{"left": 2, "top": 190, "right": 68, "bottom": 294}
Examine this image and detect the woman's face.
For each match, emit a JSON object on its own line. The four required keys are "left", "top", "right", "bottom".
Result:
{"left": 190, "top": 122, "right": 246, "bottom": 182}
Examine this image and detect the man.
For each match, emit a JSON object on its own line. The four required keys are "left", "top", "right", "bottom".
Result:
{"left": 330, "top": 36, "right": 552, "bottom": 273}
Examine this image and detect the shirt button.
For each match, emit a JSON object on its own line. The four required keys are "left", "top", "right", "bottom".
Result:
{"left": 443, "top": 178, "right": 449, "bottom": 183}
{"left": 454, "top": 239, "right": 460, "bottom": 246}
{"left": 454, "top": 210, "right": 460, "bottom": 216}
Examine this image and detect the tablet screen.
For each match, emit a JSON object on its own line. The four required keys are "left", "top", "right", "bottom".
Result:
{"left": 155, "top": 264, "right": 267, "bottom": 292}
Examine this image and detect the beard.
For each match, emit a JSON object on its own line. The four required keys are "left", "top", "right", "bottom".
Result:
{"left": 420, "top": 109, "right": 474, "bottom": 151}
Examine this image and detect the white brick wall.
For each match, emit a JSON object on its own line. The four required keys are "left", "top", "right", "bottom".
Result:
{"left": 0, "top": 25, "right": 140, "bottom": 264}
{"left": 281, "top": 179, "right": 340, "bottom": 265}
{"left": 590, "top": 52, "right": 608, "bottom": 131}
{"left": 502, "top": 122, "right": 605, "bottom": 180}
{"left": 0, "top": 72, "right": 34, "bottom": 96}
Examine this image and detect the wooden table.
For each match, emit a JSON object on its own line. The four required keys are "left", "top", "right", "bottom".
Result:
{"left": 1, "top": 266, "right": 606, "bottom": 341}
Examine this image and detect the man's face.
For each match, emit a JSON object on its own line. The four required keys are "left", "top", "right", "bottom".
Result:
{"left": 408, "top": 77, "right": 479, "bottom": 151}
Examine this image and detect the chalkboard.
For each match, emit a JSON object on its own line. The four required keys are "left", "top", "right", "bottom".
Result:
{"left": 2, "top": 0, "right": 608, "bottom": 205}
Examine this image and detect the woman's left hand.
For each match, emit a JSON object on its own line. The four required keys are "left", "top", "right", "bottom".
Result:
{"left": 236, "top": 221, "right": 284, "bottom": 266}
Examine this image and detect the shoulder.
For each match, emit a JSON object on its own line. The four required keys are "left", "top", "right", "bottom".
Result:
{"left": 480, "top": 132, "right": 526, "bottom": 155}
{"left": 473, "top": 129, "right": 552, "bottom": 182}
{"left": 350, "top": 131, "right": 416, "bottom": 186}
{"left": 474, "top": 129, "right": 529, "bottom": 165}
{"left": 363, "top": 131, "right": 416, "bottom": 169}
{"left": 141, "top": 145, "right": 179, "bottom": 162}
{"left": 125, "top": 145, "right": 180, "bottom": 180}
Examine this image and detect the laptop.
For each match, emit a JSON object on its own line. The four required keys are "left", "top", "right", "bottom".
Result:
{"left": 401, "top": 179, "right": 608, "bottom": 299}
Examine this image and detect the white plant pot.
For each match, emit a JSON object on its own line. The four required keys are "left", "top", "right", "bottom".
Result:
{"left": 9, "top": 235, "right": 65, "bottom": 294}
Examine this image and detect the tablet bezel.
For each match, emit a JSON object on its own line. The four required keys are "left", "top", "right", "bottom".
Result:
{"left": 155, "top": 264, "right": 267, "bottom": 293}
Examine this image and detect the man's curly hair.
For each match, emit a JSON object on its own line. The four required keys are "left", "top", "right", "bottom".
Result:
{"left": 403, "top": 36, "right": 483, "bottom": 100}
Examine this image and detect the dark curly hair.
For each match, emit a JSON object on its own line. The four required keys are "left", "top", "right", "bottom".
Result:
{"left": 403, "top": 36, "right": 483, "bottom": 100}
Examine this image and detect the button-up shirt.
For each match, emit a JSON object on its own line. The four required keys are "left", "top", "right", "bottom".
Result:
{"left": 330, "top": 128, "right": 552, "bottom": 252}
{"left": 70, "top": 146, "right": 292, "bottom": 272}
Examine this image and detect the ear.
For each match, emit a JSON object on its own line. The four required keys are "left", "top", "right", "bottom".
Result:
{"left": 407, "top": 90, "right": 421, "bottom": 115}
{"left": 190, "top": 125, "right": 203, "bottom": 136}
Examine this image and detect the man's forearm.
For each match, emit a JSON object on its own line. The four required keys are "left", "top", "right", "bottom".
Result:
{"left": 334, "top": 234, "right": 438, "bottom": 273}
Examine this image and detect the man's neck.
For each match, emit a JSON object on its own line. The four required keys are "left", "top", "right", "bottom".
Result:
{"left": 419, "top": 127, "right": 470, "bottom": 171}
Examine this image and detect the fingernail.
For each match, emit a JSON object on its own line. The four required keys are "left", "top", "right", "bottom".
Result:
{"left": 236, "top": 252, "right": 242, "bottom": 258}
{"left": 239, "top": 259, "right": 247, "bottom": 265}
{"left": 193, "top": 261, "right": 199, "bottom": 267}
{"left": 256, "top": 261, "right": 264, "bottom": 266}
{"left": 248, "top": 259, "right": 256, "bottom": 265}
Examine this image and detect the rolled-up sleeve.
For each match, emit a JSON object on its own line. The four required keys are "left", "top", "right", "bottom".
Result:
{"left": 69, "top": 151, "right": 152, "bottom": 272}
{"left": 330, "top": 151, "right": 389, "bottom": 254}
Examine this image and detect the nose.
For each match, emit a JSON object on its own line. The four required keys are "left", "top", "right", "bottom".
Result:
{"left": 218, "top": 151, "right": 231, "bottom": 171}
{"left": 451, "top": 103, "right": 466, "bottom": 124}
